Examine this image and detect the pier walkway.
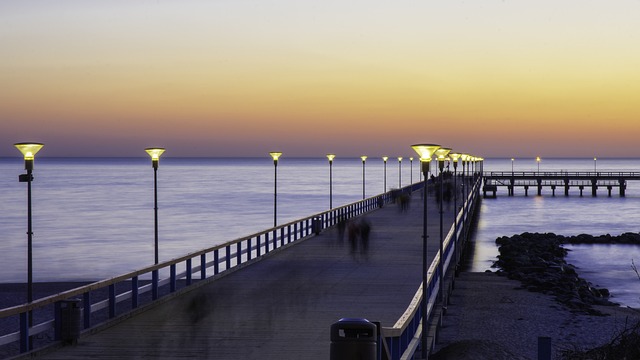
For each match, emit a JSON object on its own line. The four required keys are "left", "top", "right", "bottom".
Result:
{"left": 483, "top": 171, "right": 640, "bottom": 197}
{"left": 29, "top": 187, "right": 459, "bottom": 359}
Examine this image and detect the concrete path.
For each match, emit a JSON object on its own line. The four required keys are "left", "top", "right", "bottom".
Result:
{"left": 38, "top": 189, "right": 457, "bottom": 359}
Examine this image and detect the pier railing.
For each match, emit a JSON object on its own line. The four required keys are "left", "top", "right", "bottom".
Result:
{"left": 380, "top": 175, "right": 482, "bottom": 360}
{"left": 0, "top": 190, "right": 399, "bottom": 356}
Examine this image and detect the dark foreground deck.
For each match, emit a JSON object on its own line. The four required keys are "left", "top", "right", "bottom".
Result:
{"left": 34, "top": 190, "right": 455, "bottom": 359}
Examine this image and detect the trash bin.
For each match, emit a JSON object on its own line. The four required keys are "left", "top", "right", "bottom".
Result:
{"left": 312, "top": 216, "right": 322, "bottom": 235}
{"left": 59, "top": 299, "right": 82, "bottom": 344}
{"left": 330, "top": 318, "right": 377, "bottom": 360}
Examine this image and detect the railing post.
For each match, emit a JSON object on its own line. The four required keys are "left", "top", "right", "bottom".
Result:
{"left": 186, "top": 258, "right": 192, "bottom": 285}
{"left": 19, "top": 311, "right": 29, "bottom": 353}
{"left": 109, "top": 284, "right": 116, "bottom": 318}
{"left": 280, "top": 227, "right": 285, "bottom": 247}
{"left": 200, "top": 254, "right": 207, "bottom": 279}
{"left": 226, "top": 245, "right": 231, "bottom": 270}
{"left": 265, "top": 232, "right": 270, "bottom": 254}
{"left": 132, "top": 276, "right": 139, "bottom": 309}
{"left": 214, "top": 249, "right": 220, "bottom": 274}
{"left": 287, "top": 225, "right": 292, "bottom": 244}
{"left": 152, "top": 270, "right": 159, "bottom": 300}
{"left": 257, "top": 235, "right": 261, "bottom": 257}
{"left": 83, "top": 291, "right": 91, "bottom": 329}
{"left": 237, "top": 242, "right": 242, "bottom": 265}
{"left": 170, "top": 264, "right": 177, "bottom": 293}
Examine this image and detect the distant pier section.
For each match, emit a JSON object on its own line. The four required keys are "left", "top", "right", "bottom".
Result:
{"left": 482, "top": 171, "right": 640, "bottom": 198}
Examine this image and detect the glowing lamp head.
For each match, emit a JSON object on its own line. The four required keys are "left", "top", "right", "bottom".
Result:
{"left": 435, "top": 148, "right": 452, "bottom": 162}
{"left": 536, "top": 156, "right": 541, "bottom": 162}
{"left": 326, "top": 154, "right": 336, "bottom": 162}
{"left": 145, "top": 147, "right": 165, "bottom": 169}
{"left": 382, "top": 156, "right": 388, "bottom": 162}
{"left": 449, "top": 152, "right": 462, "bottom": 163}
{"left": 411, "top": 144, "right": 440, "bottom": 174}
{"left": 15, "top": 142, "right": 44, "bottom": 171}
{"left": 398, "top": 157, "right": 403, "bottom": 162}
{"left": 409, "top": 157, "right": 414, "bottom": 161}
{"left": 269, "top": 151, "right": 282, "bottom": 165}
{"left": 361, "top": 155, "right": 367, "bottom": 162}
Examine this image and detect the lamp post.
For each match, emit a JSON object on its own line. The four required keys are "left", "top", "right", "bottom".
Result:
{"left": 511, "top": 158, "right": 515, "bottom": 174}
{"left": 536, "top": 156, "right": 541, "bottom": 174}
{"left": 327, "top": 154, "right": 335, "bottom": 209}
{"left": 594, "top": 157, "right": 597, "bottom": 173}
{"left": 145, "top": 147, "right": 165, "bottom": 265}
{"left": 382, "top": 156, "right": 388, "bottom": 193}
{"left": 270, "top": 152, "right": 282, "bottom": 227}
{"left": 449, "top": 152, "right": 462, "bottom": 271}
{"left": 398, "top": 157, "right": 403, "bottom": 188}
{"left": 15, "top": 142, "right": 43, "bottom": 350}
{"left": 410, "top": 157, "right": 414, "bottom": 184}
{"left": 361, "top": 156, "right": 367, "bottom": 199}
{"left": 411, "top": 143, "right": 440, "bottom": 360}
{"left": 434, "top": 147, "right": 451, "bottom": 306}
{"left": 14, "top": 143, "right": 44, "bottom": 308}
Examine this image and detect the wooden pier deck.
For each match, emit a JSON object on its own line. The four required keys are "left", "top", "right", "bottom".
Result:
{"left": 34, "top": 189, "right": 457, "bottom": 359}
{"left": 483, "top": 171, "right": 640, "bottom": 197}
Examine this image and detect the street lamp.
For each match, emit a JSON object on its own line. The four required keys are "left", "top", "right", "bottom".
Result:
{"left": 382, "top": 156, "right": 388, "bottom": 193}
{"left": 270, "top": 152, "right": 282, "bottom": 227}
{"left": 14, "top": 143, "right": 44, "bottom": 308}
{"left": 594, "top": 157, "right": 597, "bottom": 173}
{"left": 511, "top": 158, "right": 515, "bottom": 174}
{"left": 410, "top": 157, "right": 414, "bottom": 184}
{"left": 145, "top": 147, "right": 165, "bottom": 265}
{"left": 411, "top": 143, "right": 440, "bottom": 360}
{"left": 449, "top": 152, "right": 462, "bottom": 270}
{"left": 536, "top": 156, "right": 541, "bottom": 174}
{"left": 434, "top": 147, "right": 451, "bottom": 306}
{"left": 327, "top": 154, "right": 335, "bottom": 209}
{"left": 398, "top": 157, "right": 403, "bottom": 188}
{"left": 361, "top": 156, "right": 367, "bottom": 199}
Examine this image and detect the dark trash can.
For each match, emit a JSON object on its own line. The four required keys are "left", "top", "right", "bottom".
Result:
{"left": 312, "top": 216, "right": 323, "bottom": 235}
{"left": 58, "top": 299, "right": 82, "bottom": 344}
{"left": 330, "top": 318, "right": 377, "bottom": 360}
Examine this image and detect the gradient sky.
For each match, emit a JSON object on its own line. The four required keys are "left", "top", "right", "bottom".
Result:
{"left": 1, "top": 1, "right": 639, "bottom": 158}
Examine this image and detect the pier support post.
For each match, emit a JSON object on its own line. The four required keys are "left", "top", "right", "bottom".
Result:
{"left": 551, "top": 185, "right": 556, "bottom": 197}
{"left": 619, "top": 179, "right": 626, "bottom": 197}
{"left": 579, "top": 186, "right": 584, "bottom": 197}
{"left": 537, "top": 179, "right": 542, "bottom": 196}
{"left": 564, "top": 179, "right": 569, "bottom": 196}
{"left": 524, "top": 185, "right": 529, "bottom": 196}
{"left": 607, "top": 186, "right": 612, "bottom": 197}
{"left": 591, "top": 179, "right": 597, "bottom": 197}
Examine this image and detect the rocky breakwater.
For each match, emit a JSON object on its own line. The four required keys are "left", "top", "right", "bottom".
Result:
{"left": 493, "top": 232, "right": 627, "bottom": 315}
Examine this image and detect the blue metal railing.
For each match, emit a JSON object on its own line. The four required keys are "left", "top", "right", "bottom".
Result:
{"left": 0, "top": 189, "right": 400, "bottom": 356}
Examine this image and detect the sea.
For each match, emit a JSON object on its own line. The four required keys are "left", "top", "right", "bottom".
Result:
{"left": 1, "top": 157, "right": 640, "bottom": 307}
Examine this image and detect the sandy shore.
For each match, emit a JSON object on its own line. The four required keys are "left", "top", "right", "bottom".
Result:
{"left": 432, "top": 272, "right": 640, "bottom": 360}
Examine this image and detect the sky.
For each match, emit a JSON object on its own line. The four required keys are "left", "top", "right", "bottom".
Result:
{"left": 1, "top": 0, "right": 640, "bottom": 158}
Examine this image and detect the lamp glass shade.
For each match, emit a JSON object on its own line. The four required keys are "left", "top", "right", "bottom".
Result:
{"left": 270, "top": 152, "right": 283, "bottom": 161}
{"left": 536, "top": 156, "right": 541, "bottom": 162}
{"left": 409, "top": 157, "right": 413, "bottom": 161}
{"left": 382, "top": 156, "right": 388, "bottom": 162}
{"left": 397, "top": 157, "right": 403, "bottom": 162}
{"left": 449, "top": 152, "right": 462, "bottom": 163}
{"left": 435, "top": 147, "right": 451, "bottom": 161}
{"left": 14, "top": 143, "right": 44, "bottom": 160}
{"left": 361, "top": 155, "right": 367, "bottom": 161}
{"left": 326, "top": 154, "right": 336, "bottom": 161}
{"left": 145, "top": 148, "right": 166, "bottom": 160}
{"left": 411, "top": 144, "right": 440, "bottom": 161}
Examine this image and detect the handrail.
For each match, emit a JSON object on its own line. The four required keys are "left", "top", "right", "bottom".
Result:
{"left": 0, "top": 185, "right": 405, "bottom": 356}
{"left": 485, "top": 171, "right": 640, "bottom": 178}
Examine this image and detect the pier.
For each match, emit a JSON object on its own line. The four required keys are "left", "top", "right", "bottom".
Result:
{"left": 1, "top": 176, "right": 482, "bottom": 359}
{"left": 482, "top": 171, "right": 640, "bottom": 198}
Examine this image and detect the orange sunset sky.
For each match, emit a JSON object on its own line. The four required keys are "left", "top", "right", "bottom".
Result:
{"left": 1, "top": 1, "right": 639, "bottom": 158}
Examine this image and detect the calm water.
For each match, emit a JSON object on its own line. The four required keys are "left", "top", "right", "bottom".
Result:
{"left": 469, "top": 157, "right": 640, "bottom": 307}
{"left": 2, "top": 157, "right": 640, "bottom": 307}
